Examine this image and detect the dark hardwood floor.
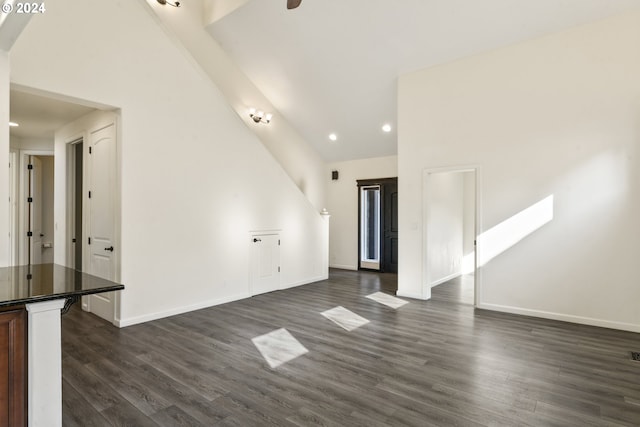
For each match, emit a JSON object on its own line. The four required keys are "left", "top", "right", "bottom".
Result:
{"left": 61, "top": 269, "right": 640, "bottom": 426}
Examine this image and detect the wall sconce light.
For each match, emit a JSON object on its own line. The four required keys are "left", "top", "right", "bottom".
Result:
{"left": 249, "top": 108, "right": 272, "bottom": 124}
{"left": 157, "top": 0, "right": 180, "bottom": 7}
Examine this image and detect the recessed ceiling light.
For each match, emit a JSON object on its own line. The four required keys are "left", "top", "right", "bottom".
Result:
{"left": 9, "top": 122, "right": 19, "bottom": 127}
{"left": 382, "top": 124, "right": 392, "bottom": 132}
{"left": 329, "top": 133, "right": 337, "bottom": 141}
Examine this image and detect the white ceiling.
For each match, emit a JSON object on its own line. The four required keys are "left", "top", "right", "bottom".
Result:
{"left": 207, "top": 0, "right": 640, "bottom": 162}
{"left": 9, "top": 89, "right": 95, "bottom": 140}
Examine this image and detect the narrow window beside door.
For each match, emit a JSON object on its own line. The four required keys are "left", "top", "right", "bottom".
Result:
{"left": 360, "top": 185, "right": 381, "bottom": 270}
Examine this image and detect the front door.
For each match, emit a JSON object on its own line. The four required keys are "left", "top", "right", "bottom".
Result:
{"left": 382, "top": 180, "right": 398, "bottom": 273}
{"left": 250, "top": 234, "right": 280, "bottom": 295}
{"left": 87, "top": 122, "right": 117, "bottom": 323}
{"left": 357, "top": 177, "right": 398, "bottom": 273}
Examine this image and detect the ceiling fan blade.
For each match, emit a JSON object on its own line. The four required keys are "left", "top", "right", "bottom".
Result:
{"left": 287, "top": 0, "right": 302, "bottom": 9}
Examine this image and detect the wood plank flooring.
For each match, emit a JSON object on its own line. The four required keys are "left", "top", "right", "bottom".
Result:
{"left": 61, "top": 269, "right": 640, "bottom": 426}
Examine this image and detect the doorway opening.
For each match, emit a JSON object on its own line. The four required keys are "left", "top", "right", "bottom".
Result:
{"left": 16, "top": 152, "right": 55, "bottom": 266}
{"left": 423, "top": 168, "right": 477, "bottom": 305}
{"left": 357, "top": 177, "right": 398, "bottom": 274}
{"left": 8, "top": 86, "right": 121, "bottom": 324}
{"left": 68, "top": 139, "right": 83, "bottom": 271}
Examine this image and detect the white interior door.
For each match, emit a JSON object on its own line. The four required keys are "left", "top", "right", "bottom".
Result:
{"left": 29, "top": 156, "right": 43, "bottom": 265}
{"left": 87, "top": 123, "right": 117, "bottom": 323}
{"left": 250, "top": 234, "right": 280, "bottom": 296}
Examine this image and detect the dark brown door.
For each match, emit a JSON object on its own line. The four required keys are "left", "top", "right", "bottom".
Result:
{"left": 382, "top": 179, "right": 398, "bottom": 273}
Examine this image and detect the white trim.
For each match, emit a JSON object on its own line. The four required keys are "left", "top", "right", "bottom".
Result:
{"left": 8, "top": 150, "right": 17, "bottom": 266}
{"left": 281, "top": 275, "right": 327, "bottom": 290}
{"left": 118, "top": 274, "right": 329, "bottom": 328}
{"left": 248, "top": 228, "right": 282, "bottom": 234}
{"left": 477, "top": 302, "right": 640, "bottom": 333}
{"left": 429, "top": 272, "right": 461, "bottom": 288}
{"left": 116, "top": 292, "right": 252, "bottom": 328}
{"left": 329, "top": 264, "right": 357, "bottom": 271}
{"left": 64, "top": 133, "right": 84, "bottom": 271}
{"left": 396, "top": 290, "right": 429, "bottom": 300}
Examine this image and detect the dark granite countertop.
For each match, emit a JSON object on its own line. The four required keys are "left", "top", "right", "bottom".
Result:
{"left": 0, "top": 264, "right": 124, "bottom": 308}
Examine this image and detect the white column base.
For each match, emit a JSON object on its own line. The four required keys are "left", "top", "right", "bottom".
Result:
{"left": 26, "top": 299, "right": 65, "bottom": 427}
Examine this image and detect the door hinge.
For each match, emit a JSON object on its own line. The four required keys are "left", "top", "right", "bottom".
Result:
{"left": 27, "top": 231, "right": 32, "bottom": 237}
{"left": 72, "top": 238, "right": 76, "bottom": 243}
{"left": 88, "top": 191, "right": 92, "bottom": 198}
{"left": 89, "top": 146, "right": 92, "bottom": 154}
{"left": 474, "top": 240, "right": 477, "bottom": 246}
{"left": 88, "top": 237, "right": 91, "bottom": 245}
{"left": 27, "top": 197, "right": 33, "bottom": 203}
{"left": 27, "top": 164, "right": 33, "bottom": 170}
{"left": 278, "top": 266, "right": 280, "bottom": 272}
{"left": 278, "top": 239, "right": 281, "bottom": 246}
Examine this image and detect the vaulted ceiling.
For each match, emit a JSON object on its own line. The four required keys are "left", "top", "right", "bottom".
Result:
{"left": 7, "top": 0, "right": 640, "bottom": 154}
{"left": 207, "top": 0, "right": 640, "bottom": 162}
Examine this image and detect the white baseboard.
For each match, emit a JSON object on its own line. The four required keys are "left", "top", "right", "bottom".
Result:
{"left": 430, "top": 272, "right": 461, "bottom": 288}
{"left": 117, "top": 273, "right": 330, "bottom": 328}
{"left": 329, "top": 264, "right": 357, "bottom": 271}
{"left": 477, "top": 302, "right": 640, "bottom": 333}
{"left": 116, "top": 292, "right": 251, "bottom": 328}
{"left": 396, "top": 290, "right": 430, "bottom": 300}
{"left": 280, "top": 274, "right": 328, "bottom": 290}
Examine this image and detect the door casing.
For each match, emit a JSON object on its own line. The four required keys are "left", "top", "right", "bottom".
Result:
{"left": 422, "top": 165, "right": 481, "bottom": 306}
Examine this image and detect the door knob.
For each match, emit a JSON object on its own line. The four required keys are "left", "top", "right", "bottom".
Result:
{"left": 104, "top": 246, "right": 114, "bottom": 252}
{"left": 253, "top": 238, "right": 261, "bottom": 242}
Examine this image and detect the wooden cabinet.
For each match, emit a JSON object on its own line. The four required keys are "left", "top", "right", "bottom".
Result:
{"left": 0, "top": 308, "right": 27, "bottom": 427}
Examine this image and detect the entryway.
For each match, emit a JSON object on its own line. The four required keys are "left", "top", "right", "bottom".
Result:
{"left": 423, "top": 168, "right": 478, "bottom": 305}
{"left": 357, "top": 177, "right": 398, "bottom": 273}
{"left": 8, "top": 86, "right": 121, "bottom": 325}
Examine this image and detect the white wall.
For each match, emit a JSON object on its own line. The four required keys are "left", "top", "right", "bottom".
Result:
{"left": 0, "top": 50, "right": 8, "bottom": 267}
{"left": 424, "top": 171, "right": 463, "bottom": 287}
{"left": 398, "top": 11, "right": 640, "bottom": 331}
{"left": 10, "top": 135, "right": 53, "bottom": 151}
{"left": 9, "top": 0, "right": 328, "bottom": 326}
{"left": 326, "top": 155, "right": 397, "bottom": 270}
{"left": 151, "top": 0, "right": 327, "bottom": 212}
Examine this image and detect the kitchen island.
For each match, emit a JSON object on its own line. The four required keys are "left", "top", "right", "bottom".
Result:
{"left": 0, "top": 264, "right": 124, "bottom": 427}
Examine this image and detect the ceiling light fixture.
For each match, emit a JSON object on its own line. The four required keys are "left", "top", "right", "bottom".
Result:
{"left": 157, "top": 0, "right": 180, "bottom": 7}
{"left": 329, "top": 133, "right": 337, "bottom": 141}
{"left": 382, "top": 124, "right": 392, "bottom": 132}
{"left": 9, "top": 122, "right": 19, "bottom": 127}
{"left": 249, "top": 108, "right": 272, "bottom": 124}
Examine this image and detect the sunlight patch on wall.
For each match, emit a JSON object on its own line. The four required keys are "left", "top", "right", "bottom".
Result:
{"left": 477, "top": 195, "right": 554, "bottom": 266}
